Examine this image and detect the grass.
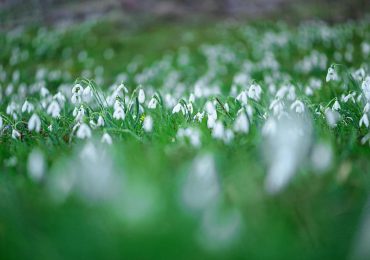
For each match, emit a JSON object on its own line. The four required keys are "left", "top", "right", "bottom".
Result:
{"left": 1, "top": 16, "right": 370, "bottom": 259}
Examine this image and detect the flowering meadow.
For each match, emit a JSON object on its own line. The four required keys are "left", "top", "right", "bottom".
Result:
{"left": 1, "top": 18, "right": 370, "bottom": 259}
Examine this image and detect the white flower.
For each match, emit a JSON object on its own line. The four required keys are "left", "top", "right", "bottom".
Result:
{"left": 172, "top": 103, "right": 184, "bottom": 114}
{"left": 83, "top": 86, "right": 93, "bottom": 101}
{"left": 40, "top": 87, "right": 49, "bottom": 97}
{"left": 223, "top": 129, "right": 234, "bottom": 144}
{"left": 101, "top": 133, "right": 113, "bottom": 145}
{"left": 97, "top": 116, "right": 105, "bottom": 127}
{"left": 207, "top": 113, "right": 217, "bottom": 129}
{"left": 236, "top": 91, "right": 248, "bottom": 105}
{"left": 143, "top": 115, "right": 153, "bottom": 132}
{"left": 76, "top": 123, "right": 91, "bottom": 139}
{"left": 74, "top": 106, "right": 85, "bottom": 122}
{"left": 113, "top": 105, "right": 125, "bottom": 120}
{"left": 205, "top": 101, "right": 216, "bottom": 115}
{"left": 362, "top": 77, "right": 370, "bottom": 101}
{"left": 12, "top": 129, "right": 21, "bottom": 139}
{"left": 187, "top": 103, "right": 193, "bottom": 114}
{"left": 212, "top": 121, "right": 224, "bottom": 139}
{"left": 117, "top": 83, "right": 128, "bottom": 94}
{"left": 326, "top": 67, "right": 339, "bottom": 82}
{"left": 138, "top": 89, "right": 145, "bottom": 104}
{"left": 53, "top": 92, "right": 66, "bottom": 104}
{"left": 27, "top": 149, "right": 45, "bottom": 182}
{"left": 189, "top": 93, "right": 195, "bottom": 103}
{"left": 194, "top": 112, "right": 205, "bottom": 122}
{"left": 290, "top": 100, "right": 305, "bottom": 113}
{"left": 360, "top": 114, "right": 369, "bottom": 128}
{"left": 248, "top": 83, "right": 262, "bottom": 101}
{"left": 47, "top": 100, "right": 61, "bottom": 118}
{"left": 325, "top": 108, "right": 340, "bottom": 128}
{"left": 0, "top": 116, "right": 3, "bottom": 129}
{"left": 48, "top": 125, "right": 53, "bottom": 132}
{"left": 332, "top": 100, "right": 341, "bottom": 111}
{"left": 21, "top": 100, "right": 34, "bottom": 113}
{"left": 72, "top": 83, "right": 84, "bottom": 95}
{"left": 28, "top": 113, "right": 41, "bottom": 132}
{"left": 234, "top": 112, "right": 249, "bottom": 133}
{"left": 148, "top": 98, "right": 158, "bottom": 109}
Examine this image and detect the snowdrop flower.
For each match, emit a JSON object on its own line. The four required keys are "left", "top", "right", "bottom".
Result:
{"left": 47, "top": 100, "right": 61, "bottom": 118}
{"left": 143, "top": 115, "right": 153, "bottom": 132}
{"left": 326, "top": 66, "right": 339, "bottom": 82}
{"left": 290, "top": 100, "right": 305, "bottom": 113}
{"left": 189, "top": 93, "right": 195, "bottom": 103}
{"left": 305, "top": 86, "right": 314, "bottom": 96}
{"left": 27, "top": 149, "right": 45, "bottom": 182}
{"left": 360, "top": 114, "right": 369, "bottom": 128}
{"left": 269, "top": 99, "right": 284, "bottom": 116}
{"left": 342, "top": 92, "right": 356, "bottom": 103}
{"left": 12, "top": 128, "right": 21, "bottom": 139}
{"left": 74, "top": 106, "right": 85, "bottom": 122}
{"left": 187, "top": 103, "right": 193, "bottom": 114}
{"left": 116, "top": 83, "right": 128, "bottom": 94}
{"left": 172, "top": 103, "right": 185, "bottom": 115}
{"left": 364, "top": 103, "right": 370, "bottom": 113}
{"left": 138, "top": 89, "right": 145, "bottom": 104}
{"left": 97, "top": 115, "right": 105, "bottom": 127}
{"left": 148, "top": 97, "right": 158, "bottom": 109}
{"left": 71, "top": 83, "right": 84, "bottom": 104}
{"left": 28, "top": 113, "right": 41, "bottom": 132}
{"left": 53, "top": 92, "right": 66, "bottom": 104}
{"left": 362, "top": 77, "right": 370, "bottom": 101}
{"left": 21, "top": 100, "right": 34, "bottom": 113}
{"left": 205, "top": 101, "right": 217, "bottom": 115}
{"left": 6, "top": 101, "right": 17, "bottom": 115}
{"left": 194, "top": 111, "right": 205, "bottom": 122}
{"left": 76, "top": 123, "right": 92, "bottom": 139}
{"left": 0, "top": 116, "right": 3, "bottom": 129}
{"left": 236, "top": 91, "right": 248, "bottom": 105}
{"left": 101, "top": 133, "right": 113, "bottom": 145}
{"left": 48, "top": 124, "right": 53, "bottom": 132}
{"left": 113, "top": 104, "right": 125, "bottom": 120}
{"left": 325, "top": 108, "right": 340, "bottom": 128}
{"left": 207, "top": 113, "right": 217, "bottom": 129}
{"left": 212, "top": 121, "right": 224, "bottom": 140}
{"left": 233, "top": 112, "right": 249, "bottom": 133}
{"left": 224, "top": 129, "right": 234, "bottom": 144}
{"left": 40, "top": 86, "right": 49, "bottom": 97}
{"left": 248, "top": 83, "right": 262, "bottom": 101}
{"left": 83, "top": 86, "right": 93, "bottom": 101}
{"left": 332, "top": 100, "right": 341, "bottom": 111}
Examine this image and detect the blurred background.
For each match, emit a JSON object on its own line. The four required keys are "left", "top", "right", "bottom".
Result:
{"left": 1, "top": 0, "right": 369, "bottom": 28}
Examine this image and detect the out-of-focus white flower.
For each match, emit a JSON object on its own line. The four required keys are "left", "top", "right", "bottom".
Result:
{"left": 76, "top": 123, "right": 91, "bottom": 139}
{"left": 325, "top": 108, "right": 340, "bottom": 128}
{"left": 326, "top": 66, "right": 339, "bottom": 82}
{"left": 177, "top": 127, "right": 201, "bottom": 147}
{"left": 143, "top": 115, "right": 153, "bottom": 132}
{"left": 53, "top": 92, "right": 66, "bottom": 104}
{"left": 47, "top": 100, "right": 61, "bottom": 118}
{"left": 290, "top": 100, "right": 305, "bottom": 113}
{"left": 362, "top": 77, "right": 370, "bottom": 101}
{"left": 236, "top": 91, "right": 248, "bottom": 105}
{"left": 0, "top": 116, "right": 3, "bottom": 129}
{"left": 360, "top": 114, "right": 369, "bottom": 128}
{"left": 12, "top": 128, "right": 21, "bottom": 139}
{"left": 269, "top": 99, "right": 284, "bottom": 116}
{"left": 189, "top": 93, "right": 195, "bottom": 103}
{"left": 207, "top": 113, "right": 217, "bottom": 129}
{"left": 27, "top": 149, "right": 45, "bottom": 182}
{"left": 28, "top": 113, "right": 41, "bottom": 132}
{"left": 21, "top": 100, "right": 34, "bottom": 113}
{"left": 82, "top": 86, "right": 93, "bottom": 101}
{"left": 138, "top": 89, "right": 145, "bottom": 104}
{"left": 212, "top": 121, "right": 224, "bottom": 140}
{"left": 101, "top": 132, "right": 112, "bottom": 145}
{"left": 97, "top": 115, "right": 105, "bottom": 127}
{"left": 311, "top": 142, "right": 332, "bottom": 173}
{"left": 234, "top": 112, "right": 249, "bottom": 133}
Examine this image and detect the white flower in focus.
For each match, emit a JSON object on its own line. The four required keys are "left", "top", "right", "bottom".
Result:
{"left": 172, "top": 103, "right": 184, "bottom": 114}
{"left": 332, "top": 100, "right": 341, "bottom": 111}
{"left": 148, "top": 97, "right": 158, "bottom": 109}
{"left": 28, "top": 113, "right": 41, "bottom": 132}
{"left": 143, "top": 115, "right": 153, "bottom": 132}
{"left": 236, "top": 91, "right": 248, "bottom": 105}
{"left": 248, "top": 83, "right": 262, "bottom": 101}
{"left": 194, "top": 111, "right": 205, "bottom": 122}
{"left": 113, "top": 105, "right": 125, "bottom": 120}
{"left": 76, "top": 123, "right": 92, "bottom": 139}
{"left": 138, "top": 89, "right": 145, "bottom": 104}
